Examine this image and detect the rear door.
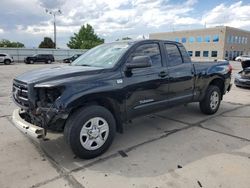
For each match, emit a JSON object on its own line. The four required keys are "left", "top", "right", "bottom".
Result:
{"left": 164, "top": 43, "right": 195, "bottom": 105}
{"left": 123, "top": 42, "right": 169, "bottom": 118}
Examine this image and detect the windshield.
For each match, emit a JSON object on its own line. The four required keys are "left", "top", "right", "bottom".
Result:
{"left": 72, "top": 43, "right": 130, "bottom": 68}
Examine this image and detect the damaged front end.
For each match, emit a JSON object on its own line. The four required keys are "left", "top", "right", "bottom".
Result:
{"left": 12, "top": 80, "right": 69, "bottom": 138}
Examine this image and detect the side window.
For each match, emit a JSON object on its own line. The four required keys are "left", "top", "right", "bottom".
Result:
{"left": 129, "top": 43, "right": 162, "bottom": 67}
{"left": 0, "top": 54, "right": 6, "bottom": 57}
{"left": 165, "top": 44, "right": 183, "bottom": 66}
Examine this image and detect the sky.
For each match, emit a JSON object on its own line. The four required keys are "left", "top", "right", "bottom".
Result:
{"left": 0, "top": 0, "right": 250, "bottom": 48}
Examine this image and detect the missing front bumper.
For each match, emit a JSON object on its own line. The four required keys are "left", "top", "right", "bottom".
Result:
{"left": 12, "top": 109, "right": 45, "bottom": 139}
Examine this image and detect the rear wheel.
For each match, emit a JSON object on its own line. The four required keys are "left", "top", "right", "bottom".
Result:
{"left": 199, "top": 85, "right": 221, "bottom": 115}
{"left": 47, "top": 60, "right": 52, "bottom": 64}
{"left": 4, "top": 59, "right": 11, "bottom": 65}
{"left": 29, "top": 60, "right": 34, "bottom": 64}
{"left": 64, "top": 105, "right": 116, "bottom": 159}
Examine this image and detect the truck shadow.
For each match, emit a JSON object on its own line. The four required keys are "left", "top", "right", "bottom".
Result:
{"left": 38, "top": 102, "right": 248, "bottom": 178}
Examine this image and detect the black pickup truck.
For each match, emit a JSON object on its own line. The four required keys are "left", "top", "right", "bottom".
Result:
{"left": 12, "top": 40, "right": 232, "bottom": 159}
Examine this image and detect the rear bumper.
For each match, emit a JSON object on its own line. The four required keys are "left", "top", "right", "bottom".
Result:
{"left": 12, "top": 109, "right": 45, "bottom": 139}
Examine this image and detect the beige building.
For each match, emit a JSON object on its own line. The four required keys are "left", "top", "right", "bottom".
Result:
{"left": 149, "top": 26, "right": 250, "bottom": 61}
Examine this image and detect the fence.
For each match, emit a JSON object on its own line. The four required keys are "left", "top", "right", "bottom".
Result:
{"left": 0, "top": 48, "right": 87, "bottom": 62}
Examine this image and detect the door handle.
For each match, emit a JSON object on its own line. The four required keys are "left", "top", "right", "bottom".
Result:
{"left": 158, "top": 71, "right": 168, "bottom": 78}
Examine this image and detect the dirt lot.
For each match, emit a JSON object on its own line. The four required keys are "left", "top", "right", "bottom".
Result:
{"left": 0, "top": 61, "right": 250, "bottom": 188}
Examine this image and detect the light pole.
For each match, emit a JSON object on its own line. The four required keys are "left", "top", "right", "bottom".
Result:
{"left": 45, "top": 9, "right": 62, "bottom": 49}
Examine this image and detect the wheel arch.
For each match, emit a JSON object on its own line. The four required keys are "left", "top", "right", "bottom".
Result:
{"left": 209, "top": 78, "right": 225, "bottom": 99}
{"left": 67, "top": 95, "right": 124, "bottom": 134}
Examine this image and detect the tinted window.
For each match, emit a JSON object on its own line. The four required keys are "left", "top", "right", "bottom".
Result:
{"left": 205, "top": 36, "right": 210, "bottom": 42}
{"left": 0, "top": 54, "right": 6, "bottom": 57}
{"left": 165, "top": 44, "right": 183, "bottom": 66}
{"left": 203, "top": 51, "right": 209, "bottom": 57}
{"left": 195, "top": 51, "right": 200, "bottom": 57}
{"left": 212, "top": 51, "right": 218, "bottom": 57}
{"left": 130, "top": 43, "right": 161, "bottom": 67}
{"left": 179, "top": 45, "right": 191, "bottom": 63}
{"left": 213, "top": 35, "right": 219, "bottom": 42}
{"left": 181, "top": 37, "right": 186, "bottom": 43}
{"left": 188, "top": 51, "right": 193, "bottom": 57}
{"left": 189, "top": 37, "right": 195, "bottom": 43}
{"left": 197, "top": 36, "right": 203, "bottom": 42}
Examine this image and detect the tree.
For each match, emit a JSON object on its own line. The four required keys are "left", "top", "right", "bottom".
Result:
{"left": 67, "top": 24, "right": 104, "bottom": 49}
{"left": 0, "top": 39, "right": 25, "bottom": 48}
{"left": 39, "top": 37, "right": 55, "bottom": 48}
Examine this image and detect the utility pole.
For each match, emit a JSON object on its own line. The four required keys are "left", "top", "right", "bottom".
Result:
{"left": 45, "top": 9, "right": 62, "bottom": 49}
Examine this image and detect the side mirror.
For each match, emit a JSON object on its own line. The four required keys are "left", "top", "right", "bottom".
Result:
{"left": 126, "top": 56, "right": 152, "bottom": 70}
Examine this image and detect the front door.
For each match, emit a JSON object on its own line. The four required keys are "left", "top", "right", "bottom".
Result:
{"left": 123, "top": 42, "right": 168, "bottom": 119}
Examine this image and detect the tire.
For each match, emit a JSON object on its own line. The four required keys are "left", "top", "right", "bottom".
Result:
{"left": 64, "top": 105, "right": 116, "bottom": 159}
{"left": 4, "top": 59, "right": 11, "bottom": 65}
{"left": 29, "top": 60, "right": 34, "bottom": 64}
{"left": 199, "top": 85, "right": 221, "bottom": 115}
{"left": 47, "top": 60, "right": 52, "bottom": 64}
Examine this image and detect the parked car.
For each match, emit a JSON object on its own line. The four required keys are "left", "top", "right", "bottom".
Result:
{"left": 235, "top": 68, "right": 250, "bottom": 88}
{"left": 241, "top": 60, "right": 250, "bottom": 69}
{"left": 0, "top": 53, "right": 14, "bottom": 65}
{"left": 235, "top": 55, "right": 250, "bottom": 62}
{"left": 12, "top": 40, "right": 232, "bottom": 159}
{"left": 24, "top": 54, "right": 54, "bottom": 64}
{"left": 63, "top": 54, "right": 83, "bottom": 63}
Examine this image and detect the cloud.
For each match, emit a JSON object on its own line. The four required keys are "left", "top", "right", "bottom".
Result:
{"left": 39, "top": 0, "right": 65, "bottom": 9}
{"left": 0, "top": 0, "right": 250, "bottom": 48}
{"left": 202, "top": 1, "right": 250, "bottom": 29}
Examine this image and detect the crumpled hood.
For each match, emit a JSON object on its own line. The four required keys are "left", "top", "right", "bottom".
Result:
{"left": 15, "top": 65, "right": 103, "bottom": 84}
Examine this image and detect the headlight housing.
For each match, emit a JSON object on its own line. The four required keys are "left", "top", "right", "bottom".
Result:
{"left": 35, "top": 86, "right": 64, "bottom": 108}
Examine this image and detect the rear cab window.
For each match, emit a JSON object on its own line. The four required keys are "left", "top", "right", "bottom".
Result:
{"left": 164, "top": 43, "right": 183, "bottom": 66}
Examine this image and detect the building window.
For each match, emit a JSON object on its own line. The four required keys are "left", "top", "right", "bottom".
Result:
{"left": 197, "top": 36, "right": 203, "bottom": 42}
{"left": 188, "top": 51, "right": 193, "bottom": 57}
{"left": 230, "top": 35, "right": 234, "bottom": 43}
{"left": 181, "top": 37, "right": 186, "bottom": 43}
{"left": 235, "top": 36, "right": 238, "bottom": 44}
{"left": 225, "top": 51, "right": 228, "bottom": 58}
{"left": 238, "top": 36, "right": 241, "bottom": 44}
{"left": 246, "top": 37, "right": 248, "bottom": 44}
{"left": 189, "top": 37, "right": 195, "bottom": 43}
{"left": 195, "top": 51, "right": 200, "bottom": 57}
{"left": 213, "top": 35, "right": 219, "bottom": 42}
{"left": 227, "top": 36, "right": 231, "bottom": 43}
{"left": 241, "top": 37, "right": 245, "bottom": 44}
{"left": 211, "top": 51, "right": 218, "bottom": 57}
{"left": 203, "top": 51, "right": 209, "bottom": 57}
{"left": 205, "top": 36, "right": 210, "bottom": 42}
{"left": 175, "top": 38, "right": 179, "bottom": 42}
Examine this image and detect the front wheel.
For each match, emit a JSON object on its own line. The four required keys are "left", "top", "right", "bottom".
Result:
{"left": 4, "top": 59, "right": 11, "bottom": 65}
{"left": 199, "top": 85, "right": 221, "bottom": 115}
{"left": 64, "top": 105, "right": 116, "bottom": 159}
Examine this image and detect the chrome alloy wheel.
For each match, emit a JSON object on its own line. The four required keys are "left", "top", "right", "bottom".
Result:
{"left": 80, "top": 117, "right": 109, "bottom": 150}
{"left": 210, "top": 91, "right": 219, "bottom": 110}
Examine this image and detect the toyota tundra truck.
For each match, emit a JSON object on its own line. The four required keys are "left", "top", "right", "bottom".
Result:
{"left": 12, "top": 40, "right": 232, "bottom": 159}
